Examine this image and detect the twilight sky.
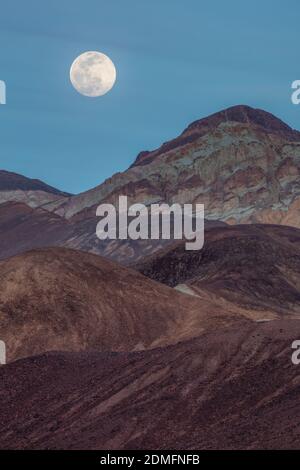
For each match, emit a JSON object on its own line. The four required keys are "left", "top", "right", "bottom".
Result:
{"left": 0, "top": 0, "right": 299, "bottom": 194}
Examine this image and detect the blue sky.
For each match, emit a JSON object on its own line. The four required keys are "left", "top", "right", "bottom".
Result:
{"left": 0, "top": 0, "right": 299, "bottom": 194}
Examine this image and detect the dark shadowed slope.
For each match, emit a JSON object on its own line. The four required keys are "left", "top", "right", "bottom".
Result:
{"left": 0, "top": 203, "right": 72, "bottom": 260}
{"left": 0, "top": 170, "right": 70, "bottom": 195}
{"left": 0, "top": 170, "right": 70, "bottom": 210}
{"left": 0, "top": 320, "right": 300, "bottom": 450}
{"left": 0, "top": 202, "right": 225, "bottom": 264}
{"left": 137, "top": 223, "right": 300, "bottom": 316}
{"left": 0, "top": 246, "right": 244, "bottom": 362}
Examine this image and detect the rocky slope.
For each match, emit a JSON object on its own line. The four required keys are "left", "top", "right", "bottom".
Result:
{"left": 0, "top": 246, "right": 244, "bottom": 362}
{"left": 1, "top": 105, "right": 299, "bottom": 262}
{"left": 52, "top": 105, "right": 300, "bottom": 229}
{"left": 1, "top": 320, "right": 300, "bottom": 450}
{"left": 137, "top": 223, "right": 300, "bottom": 317}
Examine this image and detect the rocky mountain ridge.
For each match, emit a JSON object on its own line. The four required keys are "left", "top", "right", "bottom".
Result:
{"left": 50, "top": 105, "right": 300, "bottom": 227}
{"left": 1, "top": 105, "right": 300, "bottom": 262}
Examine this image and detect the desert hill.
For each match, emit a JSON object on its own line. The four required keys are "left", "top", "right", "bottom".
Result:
{"left": 0, "top": 246, "right": 244, "bottom": 362}
{"left": 0, "top": 320, "right": 299, "bottom": 449}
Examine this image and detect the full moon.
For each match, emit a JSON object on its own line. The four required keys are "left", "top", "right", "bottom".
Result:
{"left": 70, "top": 51, "right": 116, "bottom": 97}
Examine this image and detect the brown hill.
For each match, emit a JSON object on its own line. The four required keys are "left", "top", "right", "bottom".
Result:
{"left": 0, "top": 320, "right": 300, "bottom": 450}
{"left": 0, "top": 246, "right": 243, "bottom": 362}
{"left": 0, "top": 202, "right": 72, "bottom": 260}
{"left": 137, "top": 223, "right": 300, "bottom": 316}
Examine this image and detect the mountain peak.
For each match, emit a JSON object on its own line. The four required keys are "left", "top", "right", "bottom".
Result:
{"left": 133, "top": 105, "right": 300, "bottom": 167}
{"left": 184, "top": 104, "right": 297, "bottom": 135}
